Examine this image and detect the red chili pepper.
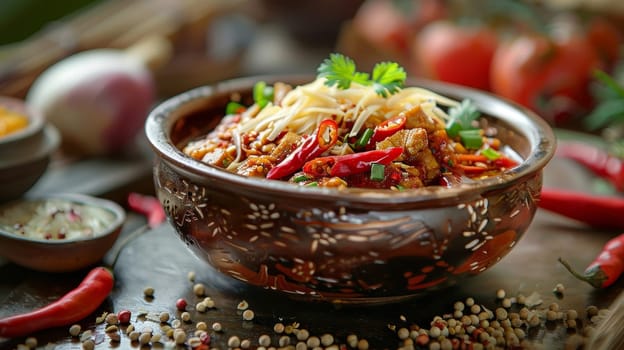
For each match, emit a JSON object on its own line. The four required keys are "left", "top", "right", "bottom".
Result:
{"left": 0, "top": 266, "right": 114, "bottom": 338}
{"left": 303, "top": 147, "right": 404, "bottom": 177}
{"left": 266, "top": 119, "right": 339, "bottom": 179}
{"left": 128, "top": 192, "right": 166, "bottom": 228}
{"left": 559, "top": 233, "right": 624, "bottom": 288}
{"left": 556, "top": 141, "right": 624, "bottom": 192}
{"left": 539, "top": 188, "right": 624, "bottom": 230}
{"left": 368, "top": 114, "right": 407, "bottom": 147}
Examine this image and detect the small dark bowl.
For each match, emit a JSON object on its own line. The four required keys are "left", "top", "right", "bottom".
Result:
{"left": 145, "top": 76, "right": 555, "bottom": 304}
{"left": 0, "top": 97, "right": 60, "bottom": 203}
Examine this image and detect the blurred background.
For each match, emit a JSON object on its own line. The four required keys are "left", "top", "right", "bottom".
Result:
{"left": 1, "top": 0, "right": 624, "bottom": 159}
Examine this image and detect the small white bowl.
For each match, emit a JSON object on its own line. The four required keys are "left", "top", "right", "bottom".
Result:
{"left": 0, "top": 193, "right": 125, "bottom": 272}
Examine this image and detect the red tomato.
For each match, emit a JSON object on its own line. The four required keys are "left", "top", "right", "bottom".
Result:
{"left": 353, "top": 0, "right": 448, "bottom": 57}
{"left": 413, "top": 21, "right": 498, "bottom": 91}
{"left": 586, "top": 17, "right": 623, "bottom": 71}
{"left": 490, "top": 33, "right": 599, "bottom": 125}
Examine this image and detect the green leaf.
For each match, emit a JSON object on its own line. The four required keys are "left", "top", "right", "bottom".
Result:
{"left": 594, "top": 69, "right": 624, "bottom": 99}
{"left": 448, "top": 99, "right": 481, "bottom": 130}
{"left": 317, "top": 53, "right": 369, "bottom": 89}
{"left": 584, "top": 99, "right": 624, "bottom": 130}
{"left": 371, "top": 61, "right": 406, "bottom": 97}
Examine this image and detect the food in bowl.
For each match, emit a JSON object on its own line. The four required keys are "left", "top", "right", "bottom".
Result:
{"left": 0, "top": 194, "right": 125, "bottom": 272}
{"left": 183, "top": 54, "right": 518, "bottom": 190}
{"left": 0, "top": 198, "right": 117, "bottom": 241}
{"left": 0, "top": 106, "right": 29, "bottom": 138}
{"left": 146, "top": 54, "right": 555, "bottom": 303}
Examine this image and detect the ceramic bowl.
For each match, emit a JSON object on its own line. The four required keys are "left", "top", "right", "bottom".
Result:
{"left": 0, "top": 97, "right": 60, "bottom": 203}
{"left": 145, "top": 76, "right": 556, "bottom": 304}
{"left": 0, "top": 193, "right": 125, "bottom": 272}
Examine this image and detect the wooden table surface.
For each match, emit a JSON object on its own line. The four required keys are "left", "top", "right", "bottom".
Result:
{"left": 0, "top": 135, "right": 623, "bottom": 350}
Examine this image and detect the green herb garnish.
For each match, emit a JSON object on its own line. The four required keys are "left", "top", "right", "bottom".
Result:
{"left": 226, "top": 101, "right": 244, "bottom": 115}
{"left": 253, "top": 81, "right": 274, "bottom": 109}
{"left": 482, "top": 148, "right": 501, "bottom": 160}
{"left": 317, "top": 53, "right": 406, "bottom": 97}
{"left": 370, "top": 163, "right": 386, "bottom": 181}
{"left": 354, "top": 128, "right": 374, "bottom": 149}
{"left": 293, "top": 174, "right": 309, "bottom": 183}
{"left": 446, "top": 99, "right": 481, "bottom": 137}
{"left": 459, "top": 129, "right": 483, "bottom": 149}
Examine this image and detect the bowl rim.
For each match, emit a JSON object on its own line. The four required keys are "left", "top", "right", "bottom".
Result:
{"left": 0, "top": 193, "right": 126, "bottom": 245}
{"left": 0, "top": 123, "right": 60, "bottom": 169}
{"left": 145, "top": 75, "right": 556, "bottom": 205}
{"left": 0, "top": 96, "right": 45, "bottom": 145}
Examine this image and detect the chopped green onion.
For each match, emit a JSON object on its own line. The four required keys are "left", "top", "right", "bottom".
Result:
{"left": 370, "top": 163, "right": 385, "bottom": 181}
{"left": 293, "top": 174, "right": 309, "bottom": 183}
{"left": 445, "top": 119, "right": 463, "bottom": 138}
{"left": 226, "top": 101, "right": 244, "bottom": 115}
{"left": 394, "top": 184, "right": 405, "bottom": 191}
{"left": 355, "top": 128, "right": 374, "bottom": 149}
{"left": 305, "top": 181, "right": 318, "bottom": 187}
{"left": 253, "top": 81, "right": 274, "bottom": 109}
{"left": 459, "top": 129, "right": 483, "bottom": 149}
{"left": 482, "top": 148, "right": 501, "bottom": 160}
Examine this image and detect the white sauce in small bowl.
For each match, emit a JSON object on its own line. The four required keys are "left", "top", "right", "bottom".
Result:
{"left": 0, "top": 198, "right": 116, "bottom": 241}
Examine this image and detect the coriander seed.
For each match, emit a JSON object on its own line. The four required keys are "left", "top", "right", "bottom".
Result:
{"left": 143, "top": 287, "right": 155, "bottom": 297}
{"left": 258, "top": 334, "right": 271, "bottom": 346}
{"left": 237, "top": 300, "right": 249, "bottom": 310}
{"left": 212, "top": 322, "right": 223, "bottom": 332}
{"left": 307, "top": 336, "right": 321, "bottom": 348}
{"left": 69, "top": 324, "right": 81, "bottom": 337}
{"left": 496, "top": 289, "right": 506, "bottom": 299}
{"left": 192, "top": 283, "right": 205, "bottom": 296}
{"left": 242, "top": 309, "right": 255, "bottom": 321}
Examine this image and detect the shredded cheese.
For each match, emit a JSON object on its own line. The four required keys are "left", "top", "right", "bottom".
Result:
{"left": 230, "top": 77, "right": 460, "bottom": 163}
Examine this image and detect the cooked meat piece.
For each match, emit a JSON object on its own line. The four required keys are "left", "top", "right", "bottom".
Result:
{"left": 376, "top": 128, "right": 441, "bottom": 184}
{"left": 237, "top": 155, "right": 275, "bottom": 177}
{"left": 418, "top": 147, "right": 441, "bottom": 183}
{"left": 376, "top": 128, "right": 428, "bottom": 160}
{"left": 201, "top": 147, "right": 234, "bottom": 167}
{"left": 270, "top": 132, "right": 301, "bottom": 163}
{"left": 403, "top": 105, "right": 444, "bottom": 133}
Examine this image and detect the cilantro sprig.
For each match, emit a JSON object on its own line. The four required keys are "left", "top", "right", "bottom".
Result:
{"left": 317, "top": 53, "right": 406, "bottom": 97}
{"left": 445, "top": 99, "right": 481, "bottom": 137}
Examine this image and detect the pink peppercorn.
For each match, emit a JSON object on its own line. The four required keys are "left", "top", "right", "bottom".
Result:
{"left": 200, "top": 331, "right": 211, "bottom": 345}
{"left": 117, "top": 310, "right": 131, "bottom": 324}
{"left": 176, "top": 298, "right": 188, "bottom": 311}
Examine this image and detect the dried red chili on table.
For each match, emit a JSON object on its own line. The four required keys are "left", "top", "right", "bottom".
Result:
{"left": 538, "top": 188, "right": 624, "bottom": 230}
{"left": 559, "top": 233, "right": 624, "bottom": 288}
{"left": 0, "top": 194, "right": 161, "bottom": 338}
{"left": 0, "top": 266, "right": 114, "bottom": 338}
{"left": 556, "top": 141, "right": 624, "bottom": 192}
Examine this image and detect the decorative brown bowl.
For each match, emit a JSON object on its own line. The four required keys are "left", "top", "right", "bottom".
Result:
{"left": 145, "top": 76, "right": 556, "bottom": 304}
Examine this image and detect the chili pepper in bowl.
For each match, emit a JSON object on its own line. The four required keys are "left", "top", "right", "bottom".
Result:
{"left": 556, "top": 141, "right": 624, "bottom": 192}
{"left": 539, "top": 188, "right": 624, "bottom": 230}
{"left": 559, "top": 233, "right": 624, "bottom": 288}
{"left": 303, "top": 147, "right": 404, "bottom": 177}
{"left": 266, "top": 119, "right": 338, "bottom": 179}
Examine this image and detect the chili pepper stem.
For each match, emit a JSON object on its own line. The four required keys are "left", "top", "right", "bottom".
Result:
{"left": 108, "top": 224, "right": 149, "bottom": 269}
{"left": 558, "top": 257, "right": 604, "bottom": 289}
